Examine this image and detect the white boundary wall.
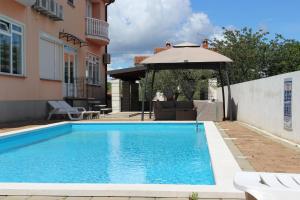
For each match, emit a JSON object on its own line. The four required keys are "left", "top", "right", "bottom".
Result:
{"left": 217, "top": 71, "right": 300, "bottom": 144}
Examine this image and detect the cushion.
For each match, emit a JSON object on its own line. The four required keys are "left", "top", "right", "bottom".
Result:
{"left": 176, "top": 101, "right": 194, "bottom": 109}
{"left": 161, "top": 101, "right": 176, "bottom": 109}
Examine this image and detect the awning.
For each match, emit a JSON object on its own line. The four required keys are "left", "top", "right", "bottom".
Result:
{"left": 59, "top": 31, "right": 88, "bottom": 47}
{"left": 108, "top": 66, "right": 146, "bottom": 81}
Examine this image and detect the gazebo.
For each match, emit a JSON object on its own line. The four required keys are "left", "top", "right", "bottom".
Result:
{"left": 140, "top": 42, "right": 233, "bottom": 121}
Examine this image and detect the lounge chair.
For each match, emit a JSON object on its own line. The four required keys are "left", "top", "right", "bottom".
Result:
{"left": 48, "top": 101, "right": 100, "bottom": 121}
{"left": 234, "top": 171, "right": 300, "bottom": 200}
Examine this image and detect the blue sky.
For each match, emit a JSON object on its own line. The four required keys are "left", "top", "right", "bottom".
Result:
{"left": 191, "top": 0, "right": 300, "bottom": 40}
{"left": 108, "top": 0, "right": 300, "bottom": 70}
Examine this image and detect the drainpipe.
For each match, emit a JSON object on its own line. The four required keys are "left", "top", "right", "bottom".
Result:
{"left": 104, "top": 0, "right": 115, "bottom": 105}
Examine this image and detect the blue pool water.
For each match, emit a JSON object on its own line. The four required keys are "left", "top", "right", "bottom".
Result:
{"left": 0, "top": 123, "right": 215, "bottom": 185}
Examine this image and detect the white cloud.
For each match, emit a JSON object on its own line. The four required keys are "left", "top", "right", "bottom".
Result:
{"left": 174, "top": 13, "right": 216, "bottom": 43}
{"left": 108, "top": 53, "right": 141, "bottom": 69}
{"left": 108, "top": 0, "right": 221, "bottom": 70}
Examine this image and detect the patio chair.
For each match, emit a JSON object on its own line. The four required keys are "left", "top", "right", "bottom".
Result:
{"left": 48, "top": 101, "right": 100, "bottom": 121}
{"left": 234, "top": 171, "right": 300, "bottom": 200}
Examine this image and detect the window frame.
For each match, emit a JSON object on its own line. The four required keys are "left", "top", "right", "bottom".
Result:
{"left": 86, "top": 53, "right": 101, "bottom": 86}
{"left": 86, "top": 0, "right": 93, "bottom": 17}
{"left": 0, "top": 15, "right": 25, "bottom": 77}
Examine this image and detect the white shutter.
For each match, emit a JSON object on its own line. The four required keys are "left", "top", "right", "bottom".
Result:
{"left": 39, "top": 36, "right": 63, "bottom": 80}
{"left": 40, "top": 38, "right": 53, "bottom": 79}
{"left": 54, "top": 44, "right": 63, "bottom": 80}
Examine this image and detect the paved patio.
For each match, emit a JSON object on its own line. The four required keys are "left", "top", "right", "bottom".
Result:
{"left": 0, "top": 196, "right": 238, "bottom": 200}
{"left": 217, "top": 121, "right": 300, "bottom": 173}
{"left": 0, "top": 120, "right": 62, "bottom": 134}
{"left": 0, "top": 113, "right": 151, "bottom": 134}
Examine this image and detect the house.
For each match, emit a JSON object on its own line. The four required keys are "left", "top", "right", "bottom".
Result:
{"left": 0, "top": 0, "right": 114, "bottom": 123}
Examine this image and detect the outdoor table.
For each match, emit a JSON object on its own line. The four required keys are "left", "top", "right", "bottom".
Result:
{"left": 94, "top": 105, "right": 108, "bottom": 116}
{"left": 88, "top": 101, "right": 101, "bottom": 111}
{"left": 100, "top": 108, "right": 112, "bottom": 116}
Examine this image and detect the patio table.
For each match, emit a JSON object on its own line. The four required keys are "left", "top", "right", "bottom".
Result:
{"left": 94, "top": 105, "right": 108, "bottom": 116}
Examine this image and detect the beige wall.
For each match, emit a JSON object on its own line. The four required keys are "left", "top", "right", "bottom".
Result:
{"left": 0, "top": 0, "right": 107, "bottom": 101}
{"left": 217, "top": 71, "right": 300, "bottom": 144}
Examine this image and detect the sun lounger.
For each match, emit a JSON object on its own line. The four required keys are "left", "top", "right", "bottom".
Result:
{"left": 234, "top": 171, "right": 300, "bottom": 200}
{"left": 48, "top": 101, "right": 100, "bottom": 120}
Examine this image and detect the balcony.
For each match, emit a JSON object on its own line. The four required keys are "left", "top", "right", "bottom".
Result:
{"left": 85, "top": 17, "right": 109, "bottom": 45}
{"left": 15, "top": 0, "right": 36, "bottom": 6}
{"left": 90, "top": 0, "right": 114, "bottom": 3}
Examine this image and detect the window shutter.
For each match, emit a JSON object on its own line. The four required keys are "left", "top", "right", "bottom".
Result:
{"left": 39, "top": 37, "right": 63, "bottom": 80}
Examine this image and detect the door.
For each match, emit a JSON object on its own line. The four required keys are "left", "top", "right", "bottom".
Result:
{"left": 63, "top": 46, "right": 77, "bottom": 97}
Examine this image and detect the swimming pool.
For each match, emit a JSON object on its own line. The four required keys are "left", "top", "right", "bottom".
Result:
{"left": 0, "top": 123, "right": 214, "bottom": 185}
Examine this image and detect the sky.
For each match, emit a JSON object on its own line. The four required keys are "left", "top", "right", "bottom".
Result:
{"left": 108, "top": 0, "right": 300, "bottom": 70}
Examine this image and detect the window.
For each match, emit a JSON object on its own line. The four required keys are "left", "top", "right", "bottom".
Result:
{"left": 86, "top": 54, "right": 100, "bottom": 85}
{"left": 86, "top": 0, "right": 92, "bottom": 17}
{"left": 39, "top": 34, "right": 63, "bottom": 80}
{"left": 68, "top": 0, "right": 75, "bottom": 6}
{"left": 0, "top": 18, "right": 23, "bottom": 75}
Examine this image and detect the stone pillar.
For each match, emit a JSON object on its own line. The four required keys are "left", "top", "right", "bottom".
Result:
{"left": 111, "top": 79, "right": 121, "bottom": 113}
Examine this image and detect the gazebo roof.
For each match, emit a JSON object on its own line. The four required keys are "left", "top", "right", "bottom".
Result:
{"left": 141, "top": 43, "right": 232, "bottom": 68}
{"left": 173, "top": 42, "right": 200, "bottom": 47}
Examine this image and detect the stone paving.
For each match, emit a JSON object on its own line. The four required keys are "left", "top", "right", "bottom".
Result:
{"left": 0, "top": 113, "right": 152, "bottom": 134}
{"left": 0, "top": 197, "right": 242, "bottom": 200}
{"left": 0, "top": 120, "right": 61, "bottom": 134}
{"left": 217, "top": 121, "right": 300, "bottom": 173}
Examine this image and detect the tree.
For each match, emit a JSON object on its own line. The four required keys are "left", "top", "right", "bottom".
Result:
{"left": 140, "top": 27, "right": 300, "bottom": 101}
{"left": 140, "top": 69, "right": 213, "bottom": 101}
{"left": 212, "top": 27, "right": 300, "bottom": 84}
{"left": 212, "top": 27, "right": 270, "bottom": 84}
{"left": 267, "top": 35, "right": 300, "bottom": 76}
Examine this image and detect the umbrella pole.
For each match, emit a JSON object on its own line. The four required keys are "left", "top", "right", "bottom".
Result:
{"left": 218, "top": 65, "right": 226, "bottom": 121}
{"left": 225, "top": 64, "right": 233, "bottom": 121}
{"left": 141, "top": 67, "right": 149, "bottom": 121}
{"left": 149, "top": 70, "right": 156, "bottom": 119}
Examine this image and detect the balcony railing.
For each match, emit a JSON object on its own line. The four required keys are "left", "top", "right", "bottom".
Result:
{"left": 15, "top": 0, "right": 36, "bottom": 6}
{"left": 85, "top": 17, "right": 109, "bottom": 42}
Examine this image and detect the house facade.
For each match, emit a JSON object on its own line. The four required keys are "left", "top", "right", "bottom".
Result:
{"left": 0, "top": 0, "right": 113, "bottom": 122}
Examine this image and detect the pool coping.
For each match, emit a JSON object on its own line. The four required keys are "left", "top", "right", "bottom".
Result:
{"left": 0, "top": 121, "right": 244, "bottom": 199}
